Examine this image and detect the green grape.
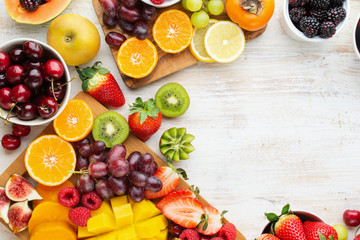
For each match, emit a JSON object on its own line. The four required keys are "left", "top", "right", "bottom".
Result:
{"left": 208, "top": 0, "right": 224, "bottom": 15}
{"left": 182, "top": 0, "right": 189, "bottom": 10}
{"left": 191, "top": 11, "right": 209, "bottom": 28}
{"left": 186, "top": 0, "right": 203, "bottom": 12}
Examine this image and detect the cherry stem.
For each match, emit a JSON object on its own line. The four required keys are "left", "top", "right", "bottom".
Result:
{"left": 5, "top": 103, "right": 18, "bottom": 125}
{"left": 51, "top": 80, "right": 57, "bottom": 101}
{"left": 55, "top": 77, "right": 76, "bottom": 90}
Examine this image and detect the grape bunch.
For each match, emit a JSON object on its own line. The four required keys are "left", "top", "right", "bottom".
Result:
{"left": 182, "top": 0, "right": 224, "bottom": 28}
{"left": 100, "top": 0, "right": 157, "bottom": 46}
{"left": 73, "top": 138, "right": 163, "bottom": 203}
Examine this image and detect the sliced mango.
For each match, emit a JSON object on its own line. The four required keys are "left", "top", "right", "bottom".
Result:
{"left": 133, "top": 200, "right": 161, "bottom": 223}
{"left": 113, "top": 203, "right": 133, "bottom": 228}
{"left": 117, "top": 225, "right": 138, "bottom": 240}
{"left": 156, "top": 229, "right": 168, "bottom": 240}
{"left": 92, "top": 200, "right": 114, "bottom": 217}
{"left": 78, "top": 226, "right": 97, "bottom": 239}
{"left": 87, "top": 213, "right": 117, "bottom": 235}
{"left": 111, "top": 195, "right": 128, "bottom": 207}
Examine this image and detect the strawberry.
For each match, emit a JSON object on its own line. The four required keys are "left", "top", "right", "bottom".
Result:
{"left": 355, "top": 235, "right": 360, "bottom": 240}
{"left": 162, "top": 197, "right": 205, "bottom": 228}
{"left": 257, "top": 234, "right": 280, "bottom": 240}
{"left": 128, "top": 97, "right": 162, "bottom": 142}
{"left": 265, "top": 204, "right": 307, "bottom": 240}
{"left": 75, "top": 62, "right": 125, "bottom": 108}
{"left": 156, "top": 186, "right": 199, "bottom": 211}
{"left": 145, "top": 161, "right": 187, "bottom": 199}
{"left": 303, "top": 221, "right": 338, "bottom": 240}
{"left": 197, "top": 206, "right": 225, "bottom": 235}
{"left": 218, "top": 223, "right": 237, "bottom": 240}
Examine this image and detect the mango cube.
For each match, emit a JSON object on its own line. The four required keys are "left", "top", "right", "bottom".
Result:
{"left": 133, "top": 200, "right": 161, "bottom": 223}
{"left": 117, "top": 225, "right": 138, "bottom": 240}
{"left": 111, "top": 195, "right": 128, "bottom": 207}
{"left": 93, "top": 230, "right": 118, "bottom": 240}
{"left": 87, "top": 213, "right": 117, "bottom": 235}
{"left": 113, "top": 203, "right": 133, "bottom": 228}
{"left": 78, "top": 226, "right": 96, "bottom": 239}
{"left": 92, "top": 200, "right": 114, "bottom": 217}
{"left": 156, "top": 229, "right": 168, "bottom": 240}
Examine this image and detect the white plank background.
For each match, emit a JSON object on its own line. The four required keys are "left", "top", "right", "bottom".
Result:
{"left": 1, "top": 0, "right": 360, "bottom": 239}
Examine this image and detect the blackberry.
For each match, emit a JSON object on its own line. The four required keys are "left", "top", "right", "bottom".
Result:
{"left": 19, "top": 0, "right": 39, "bottom": 11}
{"left": 299, "top": 16, "right": 320, "bottom": 38}
{"left": 289, "top": 0, "right": 309, "bottom": 7}
{"left": 290, "top": 7, "right": 307, "bottom": 24}
{"left": 326, "top": 7, "right": 346, "bottom": 25}
{"left": 310, "top": 0, "right": 330, "bottom": 9}
{"left": 330, "top": 0, "right": 345, "bottom": 7}
{"left": 310, "top": 9, "right": 327, "bottom": 22}
{"left": 319, "top": 21, "right": 336, "bottom": 38}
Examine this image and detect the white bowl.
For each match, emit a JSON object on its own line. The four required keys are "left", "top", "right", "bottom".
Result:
{"left": 0, "top": 38, "right": 71, "bottom": 126}
{"left": 281, "top": 0, "right": 350, "bottom": 42}
{"left": 353, "top": 13, "right": 360, "bottom": 59}
{"left": 141, "top": 0, "right": 180, "bottom": 8}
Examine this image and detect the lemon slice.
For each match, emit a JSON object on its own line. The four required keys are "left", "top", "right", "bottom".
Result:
{"left": 189, "top": 19, "right": 218, "bottom": 63}
{"left": 204, "top": 21, "right": 245, "bottom": 63}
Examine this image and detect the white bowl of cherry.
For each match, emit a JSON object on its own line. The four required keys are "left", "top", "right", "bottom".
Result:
{"left": 0, "top": 38, "right": 71, "bottom": 127}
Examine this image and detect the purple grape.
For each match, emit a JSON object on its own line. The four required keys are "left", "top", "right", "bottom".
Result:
{"left": 102, "top": 0, "right": 117, "bottom": 17}
{"left": 103, "top": 12, "right": 117, "bottom": 28}
{"left": 95, "top": 179, "right": 114, "bottom": 199}
{"left": 93, "top": 140, "right": 106, "bottom": 154}
{"left": 150, "top": 161, "right": 158, "bottom": 175}
{"left": 79, "top": 174, "right": 95, "bottom": 193}
{"left": 89, "top": 162, "right": 108, "bottom": 178}
{"left": 119, "top": 18, "right": 135, "bottom": 33}
{"left": 74, "top": 138, "right": 91, "bottom": 150}
{"left": 141, "top": 5, "right": 156, "bottom": 21}
{"left": 121, "top": 0, "right": 139, "bottom": 8}
{"left": 79, "top": 143, "right": 92, "bottom": 158}
{"left": 108, "top": 176, "right": 128, "bottom": 195}
{"left": 106, "top": 144, "right": 126, "bottom": 164}
{"left": 89, "top": 152, "right": 107, "bottom": 163}
{"left": 128, "top": 171, "right": 147, "bottom": 187}
{"left": 76, "top": 154, "right": 89, "bottom": 170}
{"left": 128, "top": 151, "right": 141, "bottom": 172}
{"left": 118, "top": 4, "right": 140, "bottom": 22}
{"left": 109, "top": 159, "right": 130, "bottom": 177}
{"left": 134, "top": 20, "right": 148, "bottom": 40}
{"left": 105, "top": 32, "right": 127, "bottom": 48}
{"left": 139, "top": 153, "right": 154, "bottom": 165}
{"left": 145, "top": 176, "right": 162, "bottom": 192}
{"left": 128, "top": 184, "right": 144, "bottom": 202}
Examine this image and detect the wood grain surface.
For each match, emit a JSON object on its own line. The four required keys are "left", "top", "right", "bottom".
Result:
{"left": 92, "top": 0, "right": 266, "bottom": 88}
{"left": 0, "top": 92, "right": 247, "bottom": 240}
{"left": 1, "top": 1, "right": 360, "bottom": 240}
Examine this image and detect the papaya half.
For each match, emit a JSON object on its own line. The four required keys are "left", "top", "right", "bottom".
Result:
{"left": 5, "top": 0, "right": 72, "bottom": 25}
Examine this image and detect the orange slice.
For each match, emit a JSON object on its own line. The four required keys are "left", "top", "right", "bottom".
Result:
{"left": 53, "top": 99, "right": 94, "bottom": 142}
{"left": 153, "top": 9, "right": 193, "bottom": 53}
{"left": 25, "top": 135, "right": 76, "bottom": 186}
{"left": 30, "top": 221, "right": 76, "bottom": 240}
{"left": 117, "top": 37, "right": 158, "bottom": 79}
{"left": 32, "top": 180, "right": 74, "bottom": 209}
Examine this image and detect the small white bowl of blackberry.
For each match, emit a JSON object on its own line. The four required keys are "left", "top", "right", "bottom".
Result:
{"left": 282, "top": 0, "right": 349, "bottom": 42}
{"left": 353, "top": 14, "right": 360, "bottom": 59}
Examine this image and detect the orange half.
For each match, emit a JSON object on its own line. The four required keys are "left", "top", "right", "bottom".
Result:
{"left": 25, "top": 135, "right": 76, "bottom": 186}
{"left": 117, "top": 37, "right": 158, "bottom": 79}
{"left": 153, "top": 9, "right": 193, "bottom": 53}
{"left": 53, "top": 99, "right": 94, "bottom": 142}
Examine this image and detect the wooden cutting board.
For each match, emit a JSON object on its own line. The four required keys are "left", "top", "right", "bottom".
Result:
{"left": 0, "top": 92, "right": 247, "bottom": 240}
{"left": 92, "top": 0, "right": 266, "bottom": 89}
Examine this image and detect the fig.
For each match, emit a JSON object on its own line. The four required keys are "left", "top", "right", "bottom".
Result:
{"left": 0, "top": 187, "right": 10, "bottom": 224}
{"left": 5, "top": 174, "right": 42, "bottom": 201}
{"left": 8, "top": 201, "right": 32, "bottom": 233}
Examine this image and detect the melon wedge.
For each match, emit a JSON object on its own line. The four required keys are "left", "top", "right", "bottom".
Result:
{"left": 4, "top": 0, "right": 72, "bottom": 25}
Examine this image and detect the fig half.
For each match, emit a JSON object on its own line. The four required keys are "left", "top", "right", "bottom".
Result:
{"left": 8, "top": 201, "right": 32, "bottom": 233}
{"left": 5, "top": 174, "right": 42, "bottom": 202}
{"left": 0, "top": 187, "right": 10, "bottom": 224}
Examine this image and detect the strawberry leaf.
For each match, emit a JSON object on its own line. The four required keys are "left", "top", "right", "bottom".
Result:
{"left": 329, "top": 235, "right": 334, "bottom": 240}
{"left": 140, "top": 111, "right": 147, "bottom": 124}
{"left": 281, "top": 204, "right": 290, "bottom": 215}
{"left": 176, "top": 168, "right": 188, "bottom": 180}
{"left": 318, "top": 232, "right": 327, "bottom": 240}
{"left": 129, "top": 97, "right": 160, "bottom": 124}
{"left": 221, "top": 210, "right": 228, "bottom": 217}
{"left": 190, "top": 185, "right": 200, "bottom": 197}
{"left": 82, "top": 79, "right": 89, "bottom": 93}
{"left": 265, "top": 213, "right": 279, "bottom": 222}
{"left": 81, "top": 67, "right": 97, "bottom": 78}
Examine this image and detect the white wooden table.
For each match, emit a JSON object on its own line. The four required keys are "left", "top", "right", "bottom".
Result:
{"left": 1, "top": 0, "right": 360, "bottom": 239}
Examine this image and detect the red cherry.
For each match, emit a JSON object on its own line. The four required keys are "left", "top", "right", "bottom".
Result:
{"left": 343, "top": 210, "right": 360, "bottom": 227}
{"left": 12, "top": 124, "right": 31, "bottom": 137}
{"left": 0, "top": 88, "right": 13, "bottom": 110}
{"left": 11, "top": 84, "right": 31, "bottom": 103}
{"left": 23, "top": 41, "right": 43, "bottom": 61}
{"left": 0, "top": 52, "right": 10, "bottom": 72}
{"left": 16, "top": 103, "right": 37, "bottom": 120}
{"left": 5, "top": 65, "right": 24, "bottom": 84}
{"left": 1, "top": 134, "right": 21, "bottom": 150}
{"left": 37, "top": 97, "right": 58, "bottom": 118}
{"left": 43, "top": 59, "right": 64, "bottom": 80}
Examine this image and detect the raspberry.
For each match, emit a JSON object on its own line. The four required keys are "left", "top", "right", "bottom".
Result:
{"left": 199, "top": 234, "right": 212, "bottom": 240}
{"left": 218, "top": 223, "right": 237, "bottom": 240}
{"left": 58, "top": 187, "right": 80, "bottom": 208}
{"left": 150, "top": 0, "right": 165, "bottom": 4}
{"left": 180, "top": 229, "right": 200, "bottom": 240}
{"left": 68, "top": 207, "right": 91, "bottom": 227}
{"left": 81, "top": 191, "right": 102, "bottom": 210}
{"left": 211, "top": 238, "right": 224, "bottom": 240}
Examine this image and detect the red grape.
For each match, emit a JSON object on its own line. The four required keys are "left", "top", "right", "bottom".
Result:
{"left": 109, "top": 159, "right": 130, "bottom": 177}
{"left": 89, "top": 152, "right": 107, "bottom": 163}
{"left": 108, "top": 176, "right": 128, "bottom": 195}
{"left": 145, "top": 175, "right": 162, "bottom": 192}
{"left": 118, "top": 4, "right": 140, "bottom": 22}
{"left": 128, "top": 151, "right": 141, "bottom": 172}
{"left": 119, "top": 18, "right": 135, "bottom": 33}
{"left": 76, "top": 154, "right": 89, "bottom": 170}
{"left": 106, "top": 144, "right": 126, "bottom": 164}
{"left": 73, "top": 138, "right": 91, "bottom": 150}
{"left": 79, "top": 174, "right": 95, "bottom": 193}
{"left": 134, "top": 20, "right": 148, "bottom": 40}
{"left": 141, "top": 5, "right": 156, "bottom": 21}
{"left": 95, "top": 179, "right": 114, "bottom": 199}
{"left": 105, "top": 32, "right": 127, "bottom": 48}
{"left": 128, "top": 184, "right": 144, "bottom": 202}
{"left": 93, "top": 140, "right": 106, "bottom": 154}
{"left": 103, "top": 13, "right": 117, "bottom": 28}
{"left": 89, "top": 162, "right": 108, "bottom": 178}
{"left": 128, "top": 171, "right": 147, "bottom": 187}
{"left": 102, "top": 0, "right": 117, "bottom": 17}
{"left": 79, "top": 143, "right": 92, "bottom": 158}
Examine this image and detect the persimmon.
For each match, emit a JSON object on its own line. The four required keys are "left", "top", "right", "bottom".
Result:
{"left": 226, "top": 0, "right": 275, "bottom": 31}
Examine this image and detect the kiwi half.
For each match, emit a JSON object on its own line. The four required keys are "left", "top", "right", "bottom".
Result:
{"left": 160, "top": 127, "right": 195, "bottom": 161}
{"left": 155, "top": 83, "right": 190, "bottom": 117}
{"left": 92, "top": 111, "right": 129, "bottom": 148}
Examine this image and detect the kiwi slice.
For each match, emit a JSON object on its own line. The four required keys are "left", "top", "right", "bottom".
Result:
{"left": 160, "top": 127, "right": 195, "bottom": 161}
{"left": 155, "top": 83, "right": 190, "bottom": 117}
{"left": 92, "top": 111, "right": 129, "bottom": 148}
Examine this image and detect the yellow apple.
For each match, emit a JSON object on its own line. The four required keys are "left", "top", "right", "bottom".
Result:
{"left": 47, "top": 14, "right": 100, "bottom": 66}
